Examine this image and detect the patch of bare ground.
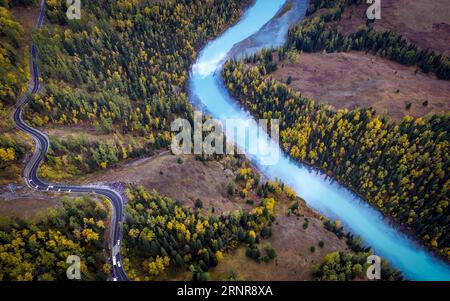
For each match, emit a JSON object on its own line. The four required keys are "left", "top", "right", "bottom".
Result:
{"left": 0, "top": 184, "right": 63, "bottom": 221}
{"left": 272, "top": 52, "right": 450, "bottom": 121}
{"left": 6, "top": 2, "right": 41, "bottom": 78}
{"left": 10, "top": 2, "right": 41, "bottom": 42}
{"left": 336, "top": 0, "right": 450, "bottom": 55}
{"left": 75, "top": 153, "right": 245, "bottom": 214}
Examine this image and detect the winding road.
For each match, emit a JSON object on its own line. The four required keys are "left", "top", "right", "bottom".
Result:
{"left": 12, "top": 0, "right": 128, "bottom": 281}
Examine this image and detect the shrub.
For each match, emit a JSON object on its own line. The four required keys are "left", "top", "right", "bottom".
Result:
{"left": 245, "top": 245, "right": 261, "bottom": 261}
{"left": 286, "top": 76, "right": 292, "bottom": 85}
{"left": 194, "top": 198, "right": 203, "bottom": 209}
{"left": 227, "top": 181, "right": 236, "bottom": 196}
{"left": 264, "top": 243, "right": 277, "bottom": 259}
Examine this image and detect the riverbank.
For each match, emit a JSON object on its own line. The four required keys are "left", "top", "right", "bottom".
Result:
{"left": 190, "top": 0, "right": 450, "bottom": 280}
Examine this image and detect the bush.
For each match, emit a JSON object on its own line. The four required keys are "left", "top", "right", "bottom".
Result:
{"left": 227, "top": 268, "right": 240, "bottom": 281}
{"left": 227, "top": 181, "right": 236, "bottom": 196}
{"left": 260, "top": 226, "right": 272, "bottom": 238}
{"left": 303, "top": 219, "right": 309, "bottom": 230}
{"left": 264, "top": 243, "right": 277, "bottom": 259}
{"left": 286, "top": 76, "right": 292, "bottom": 85}
{"left": 246, "top": 245, "right": 261, "bottom": 261}
{"left": 194, "top": 198, "right": 203, "bottom": 209}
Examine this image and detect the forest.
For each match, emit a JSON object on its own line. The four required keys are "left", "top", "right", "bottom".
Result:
{"left": 222, "top": 56, "right": 449, "bottom": 259}
{"left": 23, "top": 0, "right": 251, "bottom": 178}
{"left": 0, "top": 1, "right": 36, "bottom": 180}
{"left": 0, "top": 0, "right": 32, "bottom": 106}
{"left": 0, "top": 195, "right": 109, "bottom": 280}
{"left": 313, "top": 251, "right": 402, "bottom": 281}
{"left": 122, "top": 184, "right": 278, "bottom": 281}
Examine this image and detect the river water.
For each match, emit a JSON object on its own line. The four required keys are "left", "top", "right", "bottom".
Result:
{"left": 189, "top": 0, "right": 450, "bottom": 280}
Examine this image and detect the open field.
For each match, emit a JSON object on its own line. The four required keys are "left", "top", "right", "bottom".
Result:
{"left": 272, "top": 51, "right": 450, "bottom": 121}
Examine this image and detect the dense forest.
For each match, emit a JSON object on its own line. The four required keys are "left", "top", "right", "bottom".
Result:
{"left": 0, "top": 0, "right": 33, "bottom": 106}
{"left": 222, "top": 56, "right": 449, "bottom": 259}
{"left": 0, "top": 195, "right": 109, "bottom": 280}
{"left": 21, "top": 0, "right": 251, "bottom": 178}
{"left": 122, "top": 184, "right": 278, "bottom": 281}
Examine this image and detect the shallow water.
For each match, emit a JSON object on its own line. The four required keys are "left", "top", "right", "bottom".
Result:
{"left": 189, "top": 0, "right": 450, "bottom": 280}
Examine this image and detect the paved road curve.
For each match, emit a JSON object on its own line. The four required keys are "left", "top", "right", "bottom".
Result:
{"left": 12, "top": 0, "right": 128, "bottom": 281}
